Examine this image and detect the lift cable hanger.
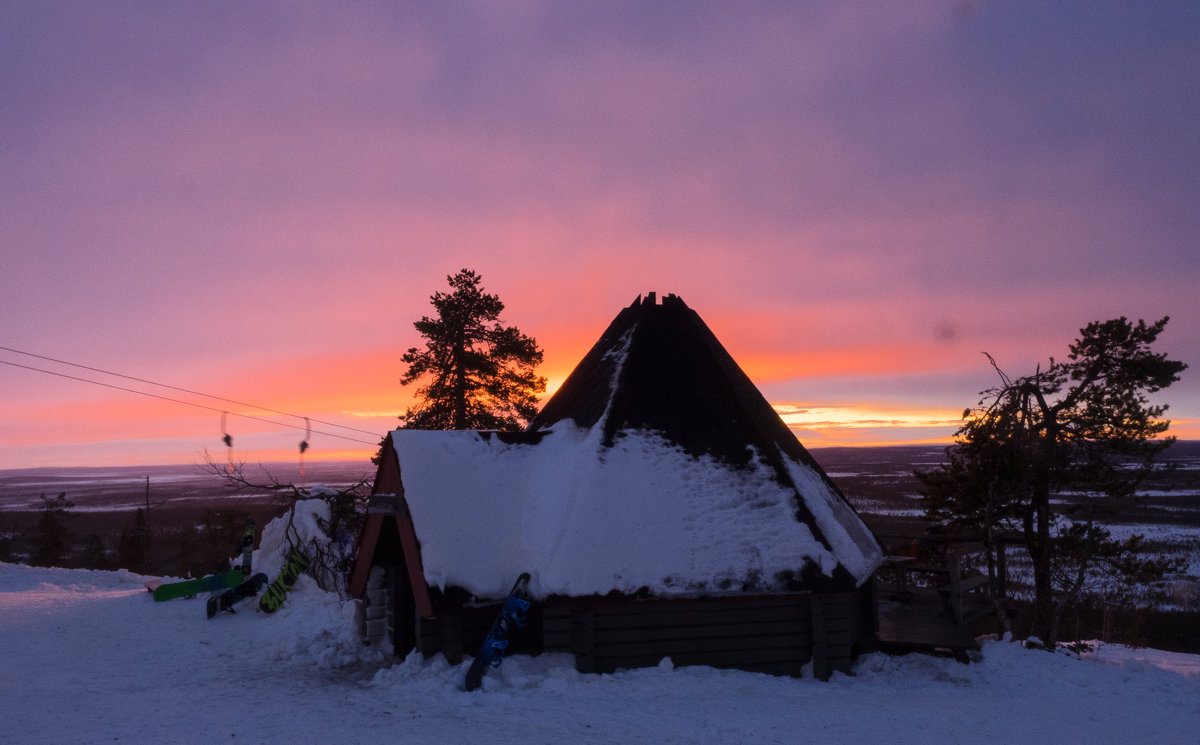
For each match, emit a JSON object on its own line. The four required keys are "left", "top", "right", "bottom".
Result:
{"left": 221, "top": 411, "right": 235, "bottom": 472}
{"left": 0, "top": 358, "right": 379, "bottom": 447}
{"left": 0, "top": 345, "right": 381, "bottom": 439}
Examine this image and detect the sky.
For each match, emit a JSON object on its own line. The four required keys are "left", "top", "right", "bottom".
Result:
{"left": 2, "top": 1, "right": 1199, "bottom": 469}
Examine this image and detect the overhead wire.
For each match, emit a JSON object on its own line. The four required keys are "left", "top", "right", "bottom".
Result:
{"left": 0, "top": 356, "right": 380, "bottom": 447}
{"left": 0, "top": 345, "right": 381, "bottom": 438}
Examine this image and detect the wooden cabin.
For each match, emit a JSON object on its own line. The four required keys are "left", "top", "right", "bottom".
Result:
{"left": 349, "top": 293, "right": 884, "bottom": 678}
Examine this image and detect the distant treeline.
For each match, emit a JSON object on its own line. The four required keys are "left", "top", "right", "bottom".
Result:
{"left": 0, "top": 493, "right": 284, "bottom": 577}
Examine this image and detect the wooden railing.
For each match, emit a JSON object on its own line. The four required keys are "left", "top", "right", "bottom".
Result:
{"left": 879, "top": 541, "right": 1005, "bottom": 627}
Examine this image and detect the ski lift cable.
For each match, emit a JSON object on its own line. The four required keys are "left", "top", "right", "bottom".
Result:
{"left": 0, "top": 358, "right": 379, "bottom": 446}
{"left": 0, "top": 345, "right": 382, "bottom": 437}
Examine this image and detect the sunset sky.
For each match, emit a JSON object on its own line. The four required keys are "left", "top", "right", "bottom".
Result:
{"left": 3, "top": 1, "right": 1198, "bottom": 469}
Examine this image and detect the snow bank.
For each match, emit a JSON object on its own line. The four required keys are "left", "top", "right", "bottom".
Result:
{"left": 258, "top": 574, "right": 376, "bottom": 669}
{"left": 391, "top": 424, "right": 877, "bottom": 600}
{"left": 1083, "top": 639, "right": 1200, "bottom": 677}
{"left": 254, "top": 496, "right": 331, "bottom": 580}
{"left": 0, "top": 561, "right": 148, "bottom": 594}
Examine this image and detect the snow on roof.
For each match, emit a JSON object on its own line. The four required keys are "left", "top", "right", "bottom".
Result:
{"left": 388, "top": 423, "right": 881, "bottom": 600}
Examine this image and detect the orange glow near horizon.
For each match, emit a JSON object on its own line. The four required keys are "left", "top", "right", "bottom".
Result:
{"left": 773, "top": 402, "right": 962, "bottom": 449}
{"left": 3, "top": 332, "right": 1196, "bottom": 469}
{"left": 774, "top": 403, "right": 963, "bottom": 432}
{"left": 1166, "top": 419, "right": 1200, "bottom": 442}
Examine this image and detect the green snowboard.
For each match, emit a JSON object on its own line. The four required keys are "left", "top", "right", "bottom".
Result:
{"left": 259, "top": 549, "right": 310, "bottom": 613}
{"left": 150, "top": 570, "right": 246, "bottom": 602}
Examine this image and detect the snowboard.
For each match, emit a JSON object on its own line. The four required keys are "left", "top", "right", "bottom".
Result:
{"left": 464, "top": 573, "right": 532, "bottom": 692}
{"left": 207, "top": 572, "right": 268, "bottom": 618}
{"left": 151, "top": 570, "right": 246, "bottom": 602}
{"left": 258, "top": 548, "right": 310, "bottom": 613}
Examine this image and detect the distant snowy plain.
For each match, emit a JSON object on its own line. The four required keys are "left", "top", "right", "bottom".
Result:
{"left": 1, "top": 561, "right": 1197, "bottom": 745}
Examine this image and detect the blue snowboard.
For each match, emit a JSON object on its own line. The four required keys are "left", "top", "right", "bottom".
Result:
{"left": 464, "top": 573, "right": 532, "bottom": 691}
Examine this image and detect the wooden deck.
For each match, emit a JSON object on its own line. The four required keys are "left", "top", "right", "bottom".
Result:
{"left": 875, "top": 584, "right": 992, "bottom": 661}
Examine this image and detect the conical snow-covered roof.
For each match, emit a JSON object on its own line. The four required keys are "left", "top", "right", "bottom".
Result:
{"left": 374, "top": 294, "right": 881, "bottom": 600}
{"left": 526, "top": 292, "right": 882, "bottom": 591}
{"left": 531, "top": 292, "right": 837, "bottom": 474}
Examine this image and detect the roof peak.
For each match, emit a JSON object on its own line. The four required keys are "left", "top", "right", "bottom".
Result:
{"left": 632, "top": 292, "right": 686, "bottom": 309}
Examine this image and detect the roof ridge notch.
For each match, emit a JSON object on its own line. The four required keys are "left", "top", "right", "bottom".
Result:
{"left": 635, "top": 292, "right": 686, "bottom": 308}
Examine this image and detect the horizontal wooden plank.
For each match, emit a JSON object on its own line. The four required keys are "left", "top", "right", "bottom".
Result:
{"left": 588, "top": 600, "right": 809, "bottom": 617}
{"left": 594, "top": 634, "right": 809, "bottom": 659}
{"left": 907, "top": 564, "right": 950, "bottom": 575}
{"left": 594, "top": 620, "right": 810, "bottom": 645}
{"left": 814, "top": 618, "right": 854, "bottom": 635}
{"left": 811, "top": 596, "right": 855, "bottom": 612}
{"left": 814, "top": 607, "right": 855, "bottom": 622}
{"left": 555, "top": 594, "right": 813, "bottom": 615}
{"left": 816, "top": 634, "right": 855, "bottom": 649}
{"left": 955, "top": 576, "right": 991, "bottom": 592}
{"left": 592, "top": 646, "right": 811, "bottom": 673}
{"left": 543, "top": 634, "right": 572, "bottom": 651}
{"left": 592, "top": 605, "right": 809, "bottom": 630}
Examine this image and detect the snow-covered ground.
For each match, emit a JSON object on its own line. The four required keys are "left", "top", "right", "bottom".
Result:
{"left": 1, "top": 562, "right": 1197, "bottom": 745}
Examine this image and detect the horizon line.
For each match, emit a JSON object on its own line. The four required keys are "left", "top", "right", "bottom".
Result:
{"left": 4, "top": 438, "right": 1198, "bottom": 474}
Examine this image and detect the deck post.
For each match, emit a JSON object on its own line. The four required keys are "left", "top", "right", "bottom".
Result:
{"left": 442, "top": 614, "right": 463, "bottom": 665}
{"left": 810, "top": 596, "right": 831, "bottom": 681}
{"left": 947, "top": 553, "right": 963, "bottom": 624}
{"left": 571, "top": 609, "right": 596, "bottom": 673}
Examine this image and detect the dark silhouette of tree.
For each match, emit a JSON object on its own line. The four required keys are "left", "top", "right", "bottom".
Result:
{"left": 398, "top": 269, "right": 545, "bottom": 431}
{"left": 117, "top": 508, "right": 151, "bottom": 574}
{"left": 919, "top": 317, "right": 1187, "bottom": 648}
{"left": 32, "top": 492, "right": 73, "bottom": 567}
{"left": 79, "top": 533, "right": 110, "bottom": 570}
{"left": 199, "top": 510, "right": 247, "bottom": 574}
{"left": 0, "top": 509, "right": 15, "bottom": 562}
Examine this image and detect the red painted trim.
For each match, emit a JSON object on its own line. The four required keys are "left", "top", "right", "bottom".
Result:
{"left": 347, "top": 512, "right": 384, "bottom": 599}
{"left": 394, "top": 502, "right": 435, "bottom": 619}
{"left": 347, "top": 433, "right": 436, "bottom": 617}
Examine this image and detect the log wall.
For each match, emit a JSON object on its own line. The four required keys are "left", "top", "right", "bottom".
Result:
{"left": 372, "top": 570, "right": 868, "bottom": 680}
{"left": 542, "top": 592, "right": 863, "bottom": 679}
{"left": 415, "top": 602, "right": 538, "bottom": 665}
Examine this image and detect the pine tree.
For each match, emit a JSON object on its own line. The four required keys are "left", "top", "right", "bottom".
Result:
{"left": 79, "top": 533, "right": 109, "bottom": 570}
{"left": 32, "top": 492, "right": 73, "bottom": 567}
{"left": 398, "top": 269, "right": 546, "bottom": 431}
{"left": 918, "top": 317, "right": 1187, "bottom": 647}
{"left": 117, "top": 508, "right": 151, "bottom": 574}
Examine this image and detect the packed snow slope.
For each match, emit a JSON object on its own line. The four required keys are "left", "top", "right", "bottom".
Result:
{"left": 1, "top": 562, "right": 1197, "bottom": 745}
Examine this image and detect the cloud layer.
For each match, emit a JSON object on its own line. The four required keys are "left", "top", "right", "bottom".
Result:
{"left": 3, "top": 1, "right": 1198, "bottom": 466}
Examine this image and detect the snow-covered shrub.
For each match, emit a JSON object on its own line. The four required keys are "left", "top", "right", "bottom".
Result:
{"left": 256, "top": 485, "right": 366, "bottom": 598}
